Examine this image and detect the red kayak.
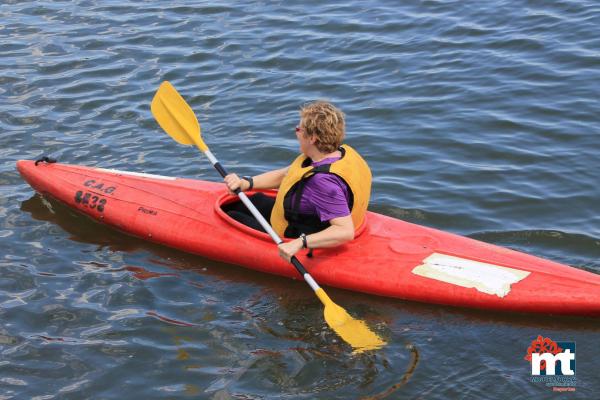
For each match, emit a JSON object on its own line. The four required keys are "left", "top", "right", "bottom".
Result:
{"left": 17, "top": 159, "right": 600, "bottom": 317}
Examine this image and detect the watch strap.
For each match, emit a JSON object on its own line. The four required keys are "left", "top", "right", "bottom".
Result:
{"left": 241, "top": 176, "right": 254, "bottom": 191}
{"left": 300, "top": 233, "right": 308, "bottom": 249}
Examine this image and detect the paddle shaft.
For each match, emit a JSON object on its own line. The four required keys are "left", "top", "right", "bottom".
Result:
{"left": 203, "top": 149, "right": 319, "bottom": 291}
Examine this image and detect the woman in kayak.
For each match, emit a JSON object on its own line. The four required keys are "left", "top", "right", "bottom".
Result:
{"left": 224, "top": 101, "right": 371, "bottom": 262}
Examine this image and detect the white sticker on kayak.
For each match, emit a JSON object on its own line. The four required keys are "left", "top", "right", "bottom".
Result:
{"left": 412, "top": 253, "right": 530, "bottom": 298}
{"left": 94, "top": 168, "right": 177, "bottom": 180}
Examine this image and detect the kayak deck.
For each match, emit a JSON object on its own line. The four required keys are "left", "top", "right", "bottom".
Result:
{"left": 16, "top": 160, "right": 600, "bottom": 317}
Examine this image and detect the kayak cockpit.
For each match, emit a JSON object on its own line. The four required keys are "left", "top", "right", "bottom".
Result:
{"left": 214, "top": 190, "right": 368, "bottom": 241}
{"left": 214, "top": 191, "right": 278, "bottom": 242}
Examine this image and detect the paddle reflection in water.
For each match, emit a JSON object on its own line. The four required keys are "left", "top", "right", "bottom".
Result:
{"left": 158, "top": 293, "right": 416, "bottom": 398}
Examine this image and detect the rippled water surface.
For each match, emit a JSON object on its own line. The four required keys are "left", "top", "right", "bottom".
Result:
{"left": 1, "top": 1, "right": 599, "bottom": 398}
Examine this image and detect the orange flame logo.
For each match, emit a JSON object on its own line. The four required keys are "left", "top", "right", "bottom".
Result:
{"left": 524, "top": 335, "right": 563, "bottom": 371}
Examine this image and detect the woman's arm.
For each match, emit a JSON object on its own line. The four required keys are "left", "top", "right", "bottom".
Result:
{"left": 277, "top": 215, "right": 354, "bottom": 262}
{"left": 224, "top": 167, "right": 289, "bottom": 193}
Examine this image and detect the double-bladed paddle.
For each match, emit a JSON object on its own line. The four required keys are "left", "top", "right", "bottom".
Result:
{"left": 151, "top": 81, "right": 385, "bottom": 352}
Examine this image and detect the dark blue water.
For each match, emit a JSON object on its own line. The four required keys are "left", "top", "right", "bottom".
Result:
{"left": 1, "top": 1, "right": 599, "bottom": 398}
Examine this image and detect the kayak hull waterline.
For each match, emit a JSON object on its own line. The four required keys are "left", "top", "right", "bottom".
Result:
{"left": 17, "top": 160, "right": 600, "bottom": 317}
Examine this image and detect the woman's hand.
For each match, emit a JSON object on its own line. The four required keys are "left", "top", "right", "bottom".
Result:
{"left": 278, "top": 238, "right": 303, "bottom": 262}
{"left": 224, "top": 173, "right": 249, "bottom": 194}
{"left": 277, "top": 217, "right": 355, "bottom": 262}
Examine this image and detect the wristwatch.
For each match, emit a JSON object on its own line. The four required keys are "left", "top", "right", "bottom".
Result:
{"left": 300, "top": 233, "right": 308, "bottom": 249}
{"left": 241, "top": 176, "right": 254, "bottom": 191}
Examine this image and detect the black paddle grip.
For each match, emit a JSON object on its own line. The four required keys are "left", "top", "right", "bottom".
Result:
{"left": 291, "top": 256, "right": 308, "bottom": 276}
{"left": 214, "top": 162, "right": 228, "bottom": 178}
{"left": 214, "top": 162, "right": 241, "bottom": 194}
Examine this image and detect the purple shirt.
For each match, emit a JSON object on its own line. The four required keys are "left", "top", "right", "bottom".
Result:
{"left": 293, "top": 157, "right": 350, "bottom": 222}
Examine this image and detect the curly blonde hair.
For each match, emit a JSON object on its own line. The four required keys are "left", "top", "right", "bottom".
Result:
{"left": 300, "top": 101, "right": 345, "bottom": 154}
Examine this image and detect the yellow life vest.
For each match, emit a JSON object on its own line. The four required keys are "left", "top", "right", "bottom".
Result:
{"left": 270, "top": 144, "right": 371, "bottom": 237}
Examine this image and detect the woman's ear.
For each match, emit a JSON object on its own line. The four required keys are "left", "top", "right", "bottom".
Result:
{"left": 309, "top": 134, "right": 317, "bottom": 144}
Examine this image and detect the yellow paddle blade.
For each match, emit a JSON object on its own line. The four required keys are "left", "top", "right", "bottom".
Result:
{"left": 151, "top": 81, "right": 208, "bottom": 152}
{"left": 316, "top": 288, "right": 386, "bottom": 353}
